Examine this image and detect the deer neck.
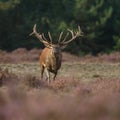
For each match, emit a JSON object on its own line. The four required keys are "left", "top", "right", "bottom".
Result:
{"left": 50, "top": 50, "right": 62, "bottom": 70}
{"left": 51, "top": 51, "right": 59, "bottom": 62}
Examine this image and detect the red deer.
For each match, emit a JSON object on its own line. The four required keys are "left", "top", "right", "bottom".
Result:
{"left": 30, "top": 24, "right": 83, "bottom": 84}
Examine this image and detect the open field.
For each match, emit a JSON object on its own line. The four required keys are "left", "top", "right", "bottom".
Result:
{"left": 0, "top": 48, "right": 120, "bottom": 120}
{"left": 0, "top": 62, "right": 120, "bottom": 81}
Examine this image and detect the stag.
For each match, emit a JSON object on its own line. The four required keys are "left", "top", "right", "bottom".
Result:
{"left": 30, "top": 24, "right": 83, "bottom": 84}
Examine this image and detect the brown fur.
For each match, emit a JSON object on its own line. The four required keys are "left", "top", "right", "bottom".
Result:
{"left": 40, "top": 46, "right": 62, "bottom": 83}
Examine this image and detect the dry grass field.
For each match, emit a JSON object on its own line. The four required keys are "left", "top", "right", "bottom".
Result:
{"left": 0, "top": 48, "right": 120, "bottom": 120}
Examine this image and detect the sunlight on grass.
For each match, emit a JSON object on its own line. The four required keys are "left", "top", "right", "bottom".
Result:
{"left": 0, "top": 62, "right": 120, "bottom": 82}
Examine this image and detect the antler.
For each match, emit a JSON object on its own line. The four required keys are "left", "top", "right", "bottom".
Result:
{"left": 48, "top": 32, "right": 53, "bottom": 44}
{"left": 29, "top": 24, "right": 53, "bottom": 45}
{"left": 59, "top": 26, "right": 83, "bottom": 45}
{"left": 30, "top": 24, "right": 83, "bottom": 46}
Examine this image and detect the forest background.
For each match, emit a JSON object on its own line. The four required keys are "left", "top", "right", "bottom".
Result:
{"left": 0, "top": 0, "right": 120, "bottom": 55}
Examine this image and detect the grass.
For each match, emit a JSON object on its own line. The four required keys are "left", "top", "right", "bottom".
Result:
{"left": 0, "top": 61, "right": 120, "bottom": 81}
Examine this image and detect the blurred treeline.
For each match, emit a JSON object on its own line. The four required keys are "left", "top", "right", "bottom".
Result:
{"left": 0, "top": 0, "right": 120, "bottom": 55}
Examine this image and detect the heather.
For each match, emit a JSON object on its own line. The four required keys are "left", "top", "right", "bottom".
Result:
{"left": 0, "top": 49, "right": 120, "bottom": 120}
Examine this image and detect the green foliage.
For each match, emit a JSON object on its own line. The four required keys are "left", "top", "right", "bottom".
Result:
{"left": 0, "top": 0, "right": 20, "bottom": 10}
{"left": 74, "top": 0, "right": 114, "bottom": 54}
{"left": 0, "top": 0, "right": 119, "bottom": 55}
{"left": 113, "top": 36, "right": 120, "bottom": 50}
{"left": 112, "top": 0, "right": 120, "bottom": 51}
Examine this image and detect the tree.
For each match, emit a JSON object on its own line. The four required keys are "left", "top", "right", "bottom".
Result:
{"left": 112, "top": 0, "right": 120, "bottom": 50}
{"left": 0, "top": 0, "right": 20, "bottom": 50}
{"left": 71, "top": 0, "right": 113, "bottom": 54}
{"left": 0, "top": 0, "right": 119, "bottom": 55}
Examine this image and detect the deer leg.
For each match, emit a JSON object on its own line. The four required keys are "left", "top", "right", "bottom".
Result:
{"left": 53, "top": 72, "right": 57, "bottom": 81}
{"left": 40, "top": 65, "right": 44, "bottom": 80}
{"left": 45, "top": 68, "right": 50, "bottom": 84}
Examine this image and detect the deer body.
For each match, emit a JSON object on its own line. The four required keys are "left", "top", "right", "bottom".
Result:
{"left": 40, "top": 47, "right": 62, "bottom": 82}
{"left": 30, "top": 24, "right": 83, "bottom": 84}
